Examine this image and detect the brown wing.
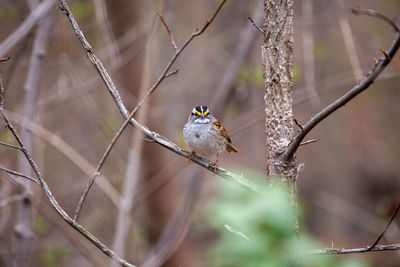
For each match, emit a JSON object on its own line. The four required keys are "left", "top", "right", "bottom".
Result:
{"left": 211, "top": 115, "right": 239, "bottom": 153}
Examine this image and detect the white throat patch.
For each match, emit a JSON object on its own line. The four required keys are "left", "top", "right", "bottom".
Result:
{"left": 194, "top": 117, "right": 210, "bottom": 124}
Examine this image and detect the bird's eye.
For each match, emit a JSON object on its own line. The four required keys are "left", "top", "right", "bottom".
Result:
{"left": 204, "top": 111, "right": 209, "bottom": 116}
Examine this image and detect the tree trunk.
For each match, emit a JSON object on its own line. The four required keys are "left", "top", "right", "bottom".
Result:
{"left": 262, "top": 0, "right": 297, "bottom": 199}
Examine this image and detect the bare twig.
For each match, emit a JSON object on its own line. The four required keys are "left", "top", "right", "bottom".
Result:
{"left": 0, "top": 0, "right": 56, "bottom": 58}
{"left": 158, "top": 11, "right": 178, "bottom": 51}
{"left": 293, "top": 119, "right": 303, "bottom": 130}
{"left": 299, "top": 138, "right": 318, "bottom": 146}
{"left": 0, "top": 166, "right": 39, "bottom": 184}
{"left": 351, "top": 8, "right": 400, "bottom": 32}
{"left": 0, "top": 141, "right": 22, "bottom": 150}
{"left": 367, "top": 201, "right": 400, "bottom": 251}
{"left": 247, "top": 16, "right": 264, "bottom": 33}
{"left": 280, "top": 12, "right": 400, "bottom": 162}
{"left": 312, "top": 243, "right": 400, "bottom": 255}
{"left": 165, "top": 67, "right": 179, "bottom": 77}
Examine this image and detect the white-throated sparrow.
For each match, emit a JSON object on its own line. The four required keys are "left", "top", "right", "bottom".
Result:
{"left": 183, "top": 105, "right": 238, "bottom": 170}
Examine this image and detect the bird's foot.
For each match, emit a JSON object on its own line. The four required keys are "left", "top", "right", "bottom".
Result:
{"left": 188, "top": 151, "right": 196, "bottom": 163}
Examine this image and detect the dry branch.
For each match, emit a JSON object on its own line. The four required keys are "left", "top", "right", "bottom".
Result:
{"left": 312, "top": 243, "right": 400, "bottom": 255}
{"left": 367, "top": 201, "right": 400, "bottom": 251}
{"left": 280, "top": 10, "right": 400, "bottom": 162}
{"left": 0, "top": 141, "right": 22, "bottom": 150}
{"left": 58, "top": 0, "right": 258, "bottom": 223}
{"left": 0, "top": 75, "right": 135, "bottom": 267}
{"left": 0, "top": 166, "right": 39, "bottom": 184}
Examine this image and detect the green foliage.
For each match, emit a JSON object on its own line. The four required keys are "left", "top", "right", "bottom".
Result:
{"left": 34, "top": 216, "right": 48, "bottom": 234}
{"left": 238, "top": 66, "right": 264, "bottom": 87}
{"left": 70, "top": 0, "right": 92, "bottom": 19}
{"left": 207, "top": 179, "right": 369, "bottom": 267}
{"left": 40, "top": 246, "right": 71, "bottom": 267}
{"left": 315, "top": 41, "right": 328, "bottom": 61}
{"left": 293, "top": 63, "right": 300, "bottom": 83}
{"left": 0, "top": 3, "right": 17, "bottom": 20}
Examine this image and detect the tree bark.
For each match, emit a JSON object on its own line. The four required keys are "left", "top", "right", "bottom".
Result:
{"left": 262, "top": 0, "right": 297, "bottom": 194}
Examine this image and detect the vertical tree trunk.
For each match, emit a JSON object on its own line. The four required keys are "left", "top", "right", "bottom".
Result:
{"left": 13, "top": 7, "right": 53, "bottom": 267}
{"left": 262, "top": 0, "right": 297, "bottom": 193}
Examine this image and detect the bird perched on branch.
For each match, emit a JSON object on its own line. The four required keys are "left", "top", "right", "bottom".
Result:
{"left": 183, "top": 105, "right": 238, "bottom": 171}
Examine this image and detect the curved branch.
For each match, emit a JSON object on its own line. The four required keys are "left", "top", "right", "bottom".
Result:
{"left": 280, "top": 28, "right": 400, "bottom": 162}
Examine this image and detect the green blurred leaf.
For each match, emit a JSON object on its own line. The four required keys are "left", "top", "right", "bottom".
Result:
{"left": 207, "top": 176, "right": 369, "bottom": 267}
{"left": 238, "top": 66, "right": 264, "bottom": 87}
{"left": 315, "top": 40, "right": 328, "bottom": 60}
{"left": 293, "top": 63, "right": 300, "bottom": 83}
{"left": 70, "top": 0, "right": 92, "bottom": 19}
{"left": 40, "top": 246, "right": 71, "bottom": 267}
{"left": 34, "top": 216, "right": 48, "bottom": 234}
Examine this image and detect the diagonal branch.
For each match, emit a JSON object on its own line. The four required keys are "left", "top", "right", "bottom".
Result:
{"left": 0, "top": 166, "right": 39, "bottom": 184}
{"left": 279, "top": 10, "right": 400, "bottom": 162}
{"left": 0, "top": 141, "right": 22, "bottom": 150}
{"left": 58, "top": 0, "right": 259, "bottom": 221}
{"left": 367, "top": 201, "right": 400, "bottom": 251}
{"left": 0, "top": 71, "right": 135, "bottom": 267}
{"left": 0, "top": 107, "right": 136, "bottom": 267}
{"left": 158, "top": 12, "right": 178, "bottom": 51}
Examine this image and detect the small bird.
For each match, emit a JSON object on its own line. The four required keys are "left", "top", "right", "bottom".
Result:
{"left": 183, "top": 105, "right": 239, "bottom": 171}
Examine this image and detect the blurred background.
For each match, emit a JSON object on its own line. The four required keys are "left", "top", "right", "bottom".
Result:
{"left": 0, "top": 0, "right": 399, "bottom": 266}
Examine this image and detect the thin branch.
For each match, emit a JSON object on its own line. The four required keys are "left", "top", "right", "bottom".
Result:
{"left": 0, "top": 68, "right": 135, "bottom": 267}
{"left": 0, "top": 141, "right": 22, "bottom": 150}
{"left": 158, "top": 11, "right": 178, "bottom": 51}
{"left": 0, "top": 108, "right": 135, "bottom": 267}
{"left": 367, "top": 201, "right": 400, "bottom": 251}
{"left": 0, "top": 166, "right": 39, "bottom": 184}
{"left": 299, "top": 138, "right": 318, "bottom": 146}
{"left": 165, "top": 67, "right": 180, "bottom": 77}
{"left": 351, "top": 8, "right": 400, "bottom": 32}
{"left": 6, "top": 109, "right": 121, "bottom": 208}
{"left": 0, "top": 0, "right": 56, "bottom": 58}
{"left": 59, "top": 0, "right": 258, "bottom": 222}
{"left": 312, "top": 243, "right": 400, "bottom": 255}
{"left": 280, "top": 13, "right": 400, "bottom": 162}
{"left": 247, "top": 16, "right": 264, "bottom": 33}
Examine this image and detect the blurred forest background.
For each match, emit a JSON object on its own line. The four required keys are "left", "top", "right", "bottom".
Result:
{"left": 0, "top": 0, "right": 399, "bottom": 266}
